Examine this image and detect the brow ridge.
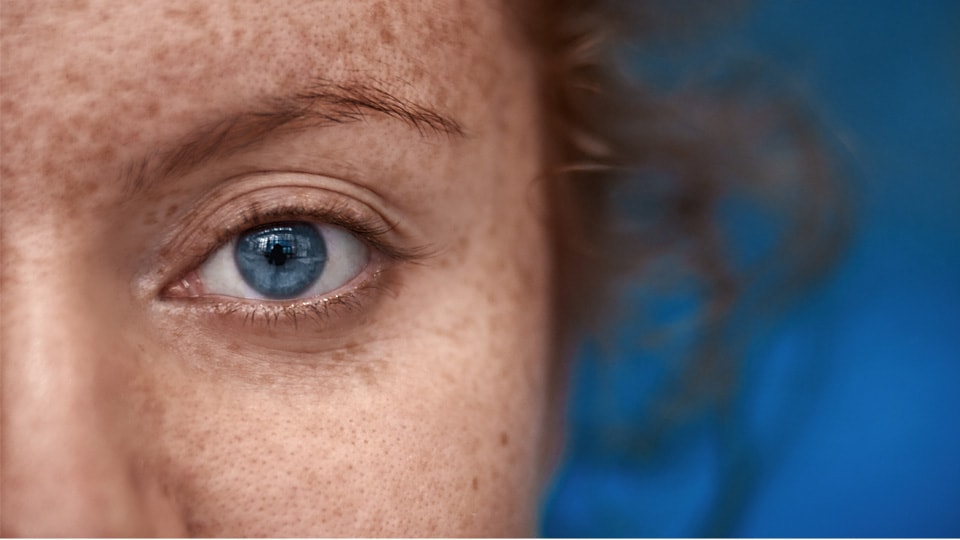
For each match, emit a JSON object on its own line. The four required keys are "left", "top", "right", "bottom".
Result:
{"left": 124, "top": 80, "right": 465, "bottom": 197}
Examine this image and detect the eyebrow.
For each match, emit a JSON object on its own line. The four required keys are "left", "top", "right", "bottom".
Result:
{"left": 123, "top": 79, "right": 465, "bottom": 197}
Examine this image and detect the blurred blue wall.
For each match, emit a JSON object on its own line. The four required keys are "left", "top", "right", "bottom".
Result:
{"left": 542, "top": 1, "right": 960, "bottom": 536}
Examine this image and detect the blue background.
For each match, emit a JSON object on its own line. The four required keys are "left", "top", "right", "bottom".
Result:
{"left": 541, "top": 1, "right": 960, "bottom": 536}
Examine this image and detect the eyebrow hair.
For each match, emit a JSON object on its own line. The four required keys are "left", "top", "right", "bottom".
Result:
{"left": 123, "top": 79, "right": 465, "bottom": 196}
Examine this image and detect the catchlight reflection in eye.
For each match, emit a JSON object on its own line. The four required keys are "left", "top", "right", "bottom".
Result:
{"left": 197, "top": 222, "right": 369, "bottom": 300}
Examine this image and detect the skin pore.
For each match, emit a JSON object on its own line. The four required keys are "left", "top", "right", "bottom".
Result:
{"left": 1, "top": 0, "right": 555, "bottom": 536}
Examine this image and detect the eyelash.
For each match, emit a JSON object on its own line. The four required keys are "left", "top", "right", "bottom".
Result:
{"left": 195, "top": 277, "right": 392, "bottom": 329}
{"left": 213, "top": 201, "right": 420, "bottom": 262}
{"left": 163, "top": 200, "right": 430, "bottom": 329}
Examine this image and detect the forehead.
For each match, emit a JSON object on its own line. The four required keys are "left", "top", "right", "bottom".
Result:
{"left": 3, "top": 0, "right": 510, "bottom": 97}
{"left": 1, "top": 0, "right": 523, "bottom": 199}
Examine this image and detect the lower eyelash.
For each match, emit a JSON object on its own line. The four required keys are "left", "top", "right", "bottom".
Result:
{"left": 183, "top": 268, "right": 394, "bottom": 330}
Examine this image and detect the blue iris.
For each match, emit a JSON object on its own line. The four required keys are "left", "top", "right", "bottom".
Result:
{"left": 234, "top": 222, "right": 327, "bottom": 299}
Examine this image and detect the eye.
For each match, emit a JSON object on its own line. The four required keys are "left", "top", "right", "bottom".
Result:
{"left": 195, "top": 221, "right": 369, "bottom": 300}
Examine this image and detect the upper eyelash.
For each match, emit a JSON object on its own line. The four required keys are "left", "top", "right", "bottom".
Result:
{"left": 211, "top": 200, "right": 434, "bottom": 264}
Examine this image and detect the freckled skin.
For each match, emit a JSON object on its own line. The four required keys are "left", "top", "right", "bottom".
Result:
{"left": 1, "top": 1, "right": 554, "bottom": 537}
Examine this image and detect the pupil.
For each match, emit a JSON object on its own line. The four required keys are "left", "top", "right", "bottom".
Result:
{"left": 267, "top": 243, "right": 287, "bottom": 266}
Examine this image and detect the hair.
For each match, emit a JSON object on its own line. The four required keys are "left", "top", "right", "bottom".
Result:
{"left": 522, "top": 0, "right": 853, "bottom": 532}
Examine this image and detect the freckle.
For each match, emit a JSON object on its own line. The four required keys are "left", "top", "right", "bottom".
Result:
{"left": 62, "top": 68, "right": 90, "bottom": 90}
{"left": 151, "top": 46, "right": 171, "bottom": 65}
{"left": 456, "top": 234, "right": 471, "bottom": 254}
{"left": 65, "top": 0, "right": 89, "bottom": 11}
{"left": 379, "top": 26, "right": 396, "bottom": 45}
{"left": 500, "top": 432, "right": 509, "bottom": 446}
{"left": 164, "top": 204, "right": 180, "bottom": 218}
{"left": 472, "top": 476, "right": 478, "bottom": 491}
{"left": 424, "top": 11, "right": 443, "bottom": 39}
{"left": 143, "top": 100, "right": 161, "bottom": 119}
{"left": 333, "top": 27, "right": 350, "bottom": 51}
{"left": 1, "top": 98, "right": 18, "bottom": 116}
{"left": 75, "top": 179, "right": 100, "bottom": 198}
{"left": 93, "top": 144, "right": 116, "bottom": 162}
{"left": 371, "top": 1, "right": 387, "bottom": 20}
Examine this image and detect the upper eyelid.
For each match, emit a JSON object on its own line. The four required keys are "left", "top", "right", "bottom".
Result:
{"left": 159, "top": 176, "right": 384, "bottom": 260}
{"left": 166, "top": 171, "right": 405, "bottom": 237}
{"left": 217, "top": 199, "right": 437, "bottom": 265}
{"left": 122, "top": 80, "right": 466, "bottom": 201}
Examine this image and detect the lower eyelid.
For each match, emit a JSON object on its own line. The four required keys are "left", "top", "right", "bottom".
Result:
{"left": 161, "top": 264, "right": 394, "bottom": 335}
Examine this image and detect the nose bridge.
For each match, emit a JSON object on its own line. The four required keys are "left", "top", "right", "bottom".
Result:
{"left": 1, "top": 224, "right": 184, "bottom": 536}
